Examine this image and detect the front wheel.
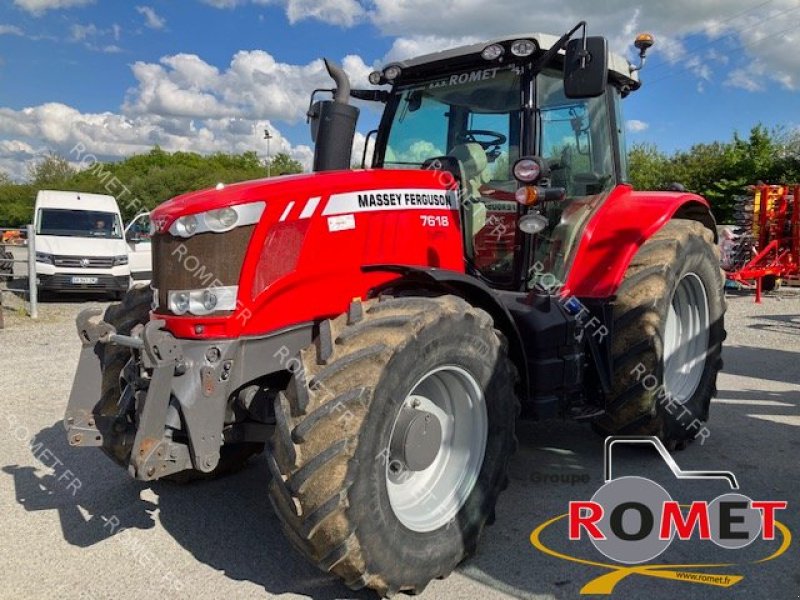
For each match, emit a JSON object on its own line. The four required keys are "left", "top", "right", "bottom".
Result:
{"left": 268, "top": 295, "right": 519, "bottom": 596}
{"left": 595, "top": 219, "right": 726, "bottom": 447}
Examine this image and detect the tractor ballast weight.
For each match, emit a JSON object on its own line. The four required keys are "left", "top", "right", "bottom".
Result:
{"left": 64, "top": 25, "right": 725, "bottom": 596}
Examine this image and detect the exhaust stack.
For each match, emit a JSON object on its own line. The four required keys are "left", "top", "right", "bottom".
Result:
{"left": 309, "top": 59, "right": 359, "bottom": 172}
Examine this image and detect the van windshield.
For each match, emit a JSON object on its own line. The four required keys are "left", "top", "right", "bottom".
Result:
{"left": 37, "top": 209, "right": 123, "bottom": 239}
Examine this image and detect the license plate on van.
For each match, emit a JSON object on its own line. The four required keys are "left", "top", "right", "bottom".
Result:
{"left": 71, "top": 276, "right": 98, "bottom": 285}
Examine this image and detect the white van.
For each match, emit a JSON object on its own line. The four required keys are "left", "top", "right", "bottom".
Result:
{"left": 34, "top": 190, "right": 131, "bottom": 298}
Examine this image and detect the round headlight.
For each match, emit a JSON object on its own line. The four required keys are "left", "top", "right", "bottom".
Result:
{"left": 510, "top": 39, "right": 537, "bottom": 57}
{"left": 481, "top": 44, "right": 505, "bottom": 61}
{"left": 175, "top": 215, "right": 198, "bottom": 237}
{"left": 513, "top": 158, "right": 542, "bottom": 183}
{"left": 202, "top": 289, "right": 218, "bottom": 312}
{"left": 369, "top": 70, "right": 383, "bottom": 85}
{"left": 205, "top": 207, "right": 238, "bottom": 232}
{"left": 170, "top": 291, "right": 190, "bottom": 315}
{"left": 383, "top": 65, "right": 401, "bottom": 81}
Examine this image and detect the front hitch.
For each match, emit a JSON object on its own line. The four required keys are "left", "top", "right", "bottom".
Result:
{"left": 65, "top": 308, "right": 194, "bottom": 480}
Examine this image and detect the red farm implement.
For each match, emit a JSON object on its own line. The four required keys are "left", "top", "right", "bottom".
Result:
{"left": 725, "top": 183, "right": 800, "bottom": 302}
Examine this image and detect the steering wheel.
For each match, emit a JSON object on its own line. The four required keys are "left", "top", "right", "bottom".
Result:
{"left": 456, "top": 130, "right": 507, "bottom": 151}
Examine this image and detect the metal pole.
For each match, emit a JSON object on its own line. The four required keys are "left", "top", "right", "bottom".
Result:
{"left": 26, "top": 224, "right": 37, "bottom": 319}
{"left": 264, "top": 129, "right": 272, "bottom": 177}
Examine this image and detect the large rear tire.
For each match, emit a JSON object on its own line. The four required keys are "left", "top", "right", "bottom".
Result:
{"left": 594, "top": 219, "right": 726, "bottom": 447}
{"left": 98, "top": 286, "right": 263, "bottom": 478}
{"left": 268, "top": 295, "right": 518, "bottom": 596}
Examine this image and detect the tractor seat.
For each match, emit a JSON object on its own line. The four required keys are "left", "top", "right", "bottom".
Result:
{"left": 449, "top": 143, "right": 491, "bottom": 200}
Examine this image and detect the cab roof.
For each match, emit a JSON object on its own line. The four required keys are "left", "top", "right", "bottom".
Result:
{"left": 388, "top": 33, "right": 640, "bottom": 90}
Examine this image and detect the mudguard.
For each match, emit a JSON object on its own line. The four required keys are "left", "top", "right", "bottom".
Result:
{"left": 364, "top": 264, "right": 530, "bottom": 399}
{"left": 564, "top": 186, "right": 717, "bottom": 298}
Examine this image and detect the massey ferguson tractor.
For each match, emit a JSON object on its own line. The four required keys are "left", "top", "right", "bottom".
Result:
{"left": 65, "top": 24, "right": 726, "bottom": 596}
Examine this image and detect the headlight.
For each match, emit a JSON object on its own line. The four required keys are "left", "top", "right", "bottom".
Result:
{"left": 168, "top": 201, "right": 265, "bottom": 238}
{"left": 204, "top": 207, "right": 238, "bottom": 232}
{"left": 168, "top": 291, "right": 190, "bottom": 315}
{"left": 169, "top": 286, "right": 238, "bottom": 316}
{"left": 172, "top": 215, "right": 198, "bottom": 237}
{"left": 35, "top": 252, "right": 53, "bottom": 264}
{"left": 113, "top": 255, "right": 129, "bottom": 266}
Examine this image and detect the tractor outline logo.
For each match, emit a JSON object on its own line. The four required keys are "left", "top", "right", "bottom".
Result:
{"left": 529, "top": 436, "right": 791, "bottom": 595}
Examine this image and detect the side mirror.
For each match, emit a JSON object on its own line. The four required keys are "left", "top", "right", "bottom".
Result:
{"left": 563, "top": 36, "right": 608, "bottom": 99}
{"left": 126, "top": 231, "right": 140, "bottom": 243}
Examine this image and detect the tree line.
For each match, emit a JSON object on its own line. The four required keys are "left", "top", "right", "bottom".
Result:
{"left": 0, "top": 147, "right": 303, "bottom": 226}
{"left": 1, "top": 125, "right": 798, "bottom": 227}
{"left": 628, "top": 125, "right": 800, "bottom": 223}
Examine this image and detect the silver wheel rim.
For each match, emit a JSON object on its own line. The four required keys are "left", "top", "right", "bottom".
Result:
{"left": 663, "top": 272, "right": 710, "bottom": 404}
{"left": 386, "top": 366, "right": 488, "bottom": 533}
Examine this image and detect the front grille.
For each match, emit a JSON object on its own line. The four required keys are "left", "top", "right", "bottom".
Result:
{"left": 151, "top": 225, "right": 255, "bottom": 312}
{"left": 54, "top": 255, "right": 114, "bottom": 268}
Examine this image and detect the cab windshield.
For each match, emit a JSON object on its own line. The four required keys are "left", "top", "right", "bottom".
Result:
{"left": 381, "top": 65, "right": 523, "bottom": 285}
{"left": 378, "top": 65, "right": 618, "bottom": 289}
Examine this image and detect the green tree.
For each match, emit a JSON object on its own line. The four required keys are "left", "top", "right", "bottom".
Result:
{"left": 26, "top": 153, "right": 76, "bottom": 187}
{"left": 267, "top": 152, "right": 303, "bottom": 176}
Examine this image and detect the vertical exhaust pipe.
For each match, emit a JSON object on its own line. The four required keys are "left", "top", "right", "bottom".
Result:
{"left": 309, "top": 59, "right": 360, "bottom": 172}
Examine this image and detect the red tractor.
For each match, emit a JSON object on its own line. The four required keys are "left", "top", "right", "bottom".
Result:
{"left": 65, "top": 24, "right": 725, "bottom": 596}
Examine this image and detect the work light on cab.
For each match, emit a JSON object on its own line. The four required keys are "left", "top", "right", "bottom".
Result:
{"left": 481, "top": 44, "right": 505, "bottom": 60}
{"left": 383, "top": 65, "right": 401, "bottom": 81}
{"left": 511, "top": 39, "right": 537, "bottom": 57}
{"left": 513, "top": 157, "right": 543, "bottom": 183}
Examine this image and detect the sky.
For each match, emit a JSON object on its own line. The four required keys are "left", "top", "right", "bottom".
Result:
{"left": 0, "top": 0, "right": 798, "bottom": 180}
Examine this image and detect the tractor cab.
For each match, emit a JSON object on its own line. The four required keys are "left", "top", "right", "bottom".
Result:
{"left": 312, "top": 28, "right": 649, "bottom": 290}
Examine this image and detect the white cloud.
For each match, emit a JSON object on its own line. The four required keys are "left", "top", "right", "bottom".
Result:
{"left": 626, "top": 120, "right": 649, "bottom": 133}
{"left": 0, "top": 49, "right": 372, "bottom": 179}
{"left": 383, "top": 35, "right": 481, "bottom": 63}
{"left": 70, "top": 22, "right": 97, "bottom": 41}
{"left": 124, "top": 50, "right": 371, "bottom": 123}
{"left": 0, "top": 25, "right": 25, "bottom": 36}
{"left": 285, "top": 0, "right": 364, "bottom": 26}
{"left": 12, "top": 0, "right": 94, "bottom": 16}
{"left": 136, "top": 5, "right": 166, "bottom": 30}
{"left": 194, "top": 0, "right": 800, "bottom": 88}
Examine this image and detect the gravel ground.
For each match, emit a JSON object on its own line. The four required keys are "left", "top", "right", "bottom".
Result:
{"left": 1, "top": 288, "right": 799, "bottom": 600}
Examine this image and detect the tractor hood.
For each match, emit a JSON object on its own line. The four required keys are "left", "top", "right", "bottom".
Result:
{"left": 150, "top": 169, "right": 458, "bottom": 233}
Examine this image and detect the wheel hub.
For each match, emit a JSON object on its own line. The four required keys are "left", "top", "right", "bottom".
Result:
{"left": 385, "top": 365, "right": 488, "bottom": 533}
{"left": 389, "top": 404, "right": 443, "bottom": 474}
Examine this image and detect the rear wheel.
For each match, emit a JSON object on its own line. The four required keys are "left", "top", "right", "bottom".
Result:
{"left": 268, "top": 295, "right": 518, "bottom": 596}
{"left": 595, "top": 219, "right": 726, "bottom": 447}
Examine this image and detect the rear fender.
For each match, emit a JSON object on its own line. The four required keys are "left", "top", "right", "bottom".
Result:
{"left": 564, "top": 188, "right": 717, "bottom": 298}
{"left": 364, "top": 265, "right": 529, "bottom": 400}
